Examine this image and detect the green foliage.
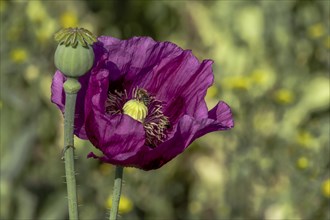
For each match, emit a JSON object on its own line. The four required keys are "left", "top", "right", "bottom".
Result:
{"left": 0, "top": 0, "right": 329, "bottom": 220}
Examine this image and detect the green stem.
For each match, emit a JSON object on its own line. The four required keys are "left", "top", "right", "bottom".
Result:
{"left": 109, "top": 166, "right": 124, "bottom": 220}
{"left": 63, "top": 78, "right": 81, "bottom": 220}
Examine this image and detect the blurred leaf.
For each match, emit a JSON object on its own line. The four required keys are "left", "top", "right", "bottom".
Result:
{"left": 38, "top": 191, "right": 68, "bottom": 220}
{"left": 1, "top": 123, "right": 37, "bottom": 181}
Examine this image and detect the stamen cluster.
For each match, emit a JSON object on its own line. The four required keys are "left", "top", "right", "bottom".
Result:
{"left": 106, "top": 88, "right": 170, "bottom": 148}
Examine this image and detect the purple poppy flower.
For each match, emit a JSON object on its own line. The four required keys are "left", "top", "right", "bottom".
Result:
{"left": 51, "top": 36, "right": 234, "bottom": 170}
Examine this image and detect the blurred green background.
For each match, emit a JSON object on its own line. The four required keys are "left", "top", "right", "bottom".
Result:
{"left": 1, "top": 0, "right": 329, "bottom": 219}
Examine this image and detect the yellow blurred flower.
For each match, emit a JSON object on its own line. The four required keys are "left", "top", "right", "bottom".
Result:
{"left": 206, "top": 85, "right": 218, "bottom": 99}
{"left": 26, "top": 1, "right": 48, "bottom": 23}
{"left": 124, "top": 167, "right": 136, "bottom": 174}
{"left": 250, "top": 69, "right": 267, "bottom": 85}
{"left": 296, "top": 131, "right": 314, "bottom": 148}
{"left": 324, "top": 36, "right": 330, "bottom": 49}
{"left": 273, "top": 89, "right": 294, "bottom": 105}
{"left": 0, "top": 0, "right": 6, "bottom": 13}
{"left": 322, "top": 179, "right": 330, "bottom": 198}
{"left": 308, "top": 23, "right": 325, "bottom": 39}
{"left": 99, "top": 163, "right": 112, "bottom": 176}
{"left": 106, "top": 195, "right": 133, "bottom": 214}
{"left": 26, "top": 1, "right": 56, "bottom": 43}
{"left": 24, "top": 65, "right": 40, "bottom": 81}
{"left": 10, "top": 48, "right": 28, "bottom": 63}
{"left": 60, "top": 11, "right": 78, "bottom": 28}
{"left": 296, "top": 157, "right": 309, "bottom": 169}
{"left": 39, "top": 75, "right": 52, "bottom": 101}
{"left": 35, "top": 18, "right": 57, "bottom": 43}
{"left": 225, "top": 76, "right": 251, "bottom": 90}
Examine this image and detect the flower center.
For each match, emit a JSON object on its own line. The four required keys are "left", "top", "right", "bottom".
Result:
{"left": 105, "top": 88, "right": 170, "bottom": 148}
{"left": 122, "top": 99, "right": 148, "bottom": 122}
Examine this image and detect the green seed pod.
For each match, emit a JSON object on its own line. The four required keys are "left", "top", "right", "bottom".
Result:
{"left": 55, "top": 43, "right": 94, "bottom": 77}
{"left": 54, "top": 27, "right": 97, "bottom": 77}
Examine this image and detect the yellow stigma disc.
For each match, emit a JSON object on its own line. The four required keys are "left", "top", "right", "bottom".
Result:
{"left": 123, "top": 100, "right": 148, "bottom": 122}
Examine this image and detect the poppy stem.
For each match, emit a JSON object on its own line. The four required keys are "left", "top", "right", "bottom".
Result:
{"left": 109, "top": 166, "right": 124, "bottom": 220}
{"left": 63, "top": 78, "right": 81, "bottom": 220}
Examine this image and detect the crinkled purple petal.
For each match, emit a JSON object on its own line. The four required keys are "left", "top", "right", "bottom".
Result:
{"left": 98, "top": 36, "right": 213, "bottom": 122}
{"left": 141, "top": 101, "right": 233, "bottom": 170}
{"left": 83, "top": 47, "right": 146, "bottom": 165}
{"left": 85, "top": 111, "right": 146, "bottom": 164}
{"left": 140, "top": 56, "right": 213, "bottom": 123}
{"left": 50, "top": 70, "right": 65, "bottom": 112}
{"left": 88, "top": 101, "right": 233, "bottom": 170}
{"left": 207, "top": 101, "right": 234, "bottom": 129}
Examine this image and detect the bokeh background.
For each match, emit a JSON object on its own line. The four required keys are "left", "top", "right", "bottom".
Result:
{"left": 1, "top": 0, "right": 329, "bottom": 219}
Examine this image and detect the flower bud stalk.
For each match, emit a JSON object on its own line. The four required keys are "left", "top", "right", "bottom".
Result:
{"left": 109, "top": 166, "right": 124, "bottom": 220}
{"left": 54, "top": 27, "right": 97, "bottom": 220}
{"left": 63, "top": 78, "right": 80, "bottom": 220}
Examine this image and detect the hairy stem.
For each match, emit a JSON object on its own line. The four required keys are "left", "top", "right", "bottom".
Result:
{"left": 63, "top": 78, "right": 81, "bottom": 220}
{"left": 109, "top": 166, "right": 124, "bottom": 220}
